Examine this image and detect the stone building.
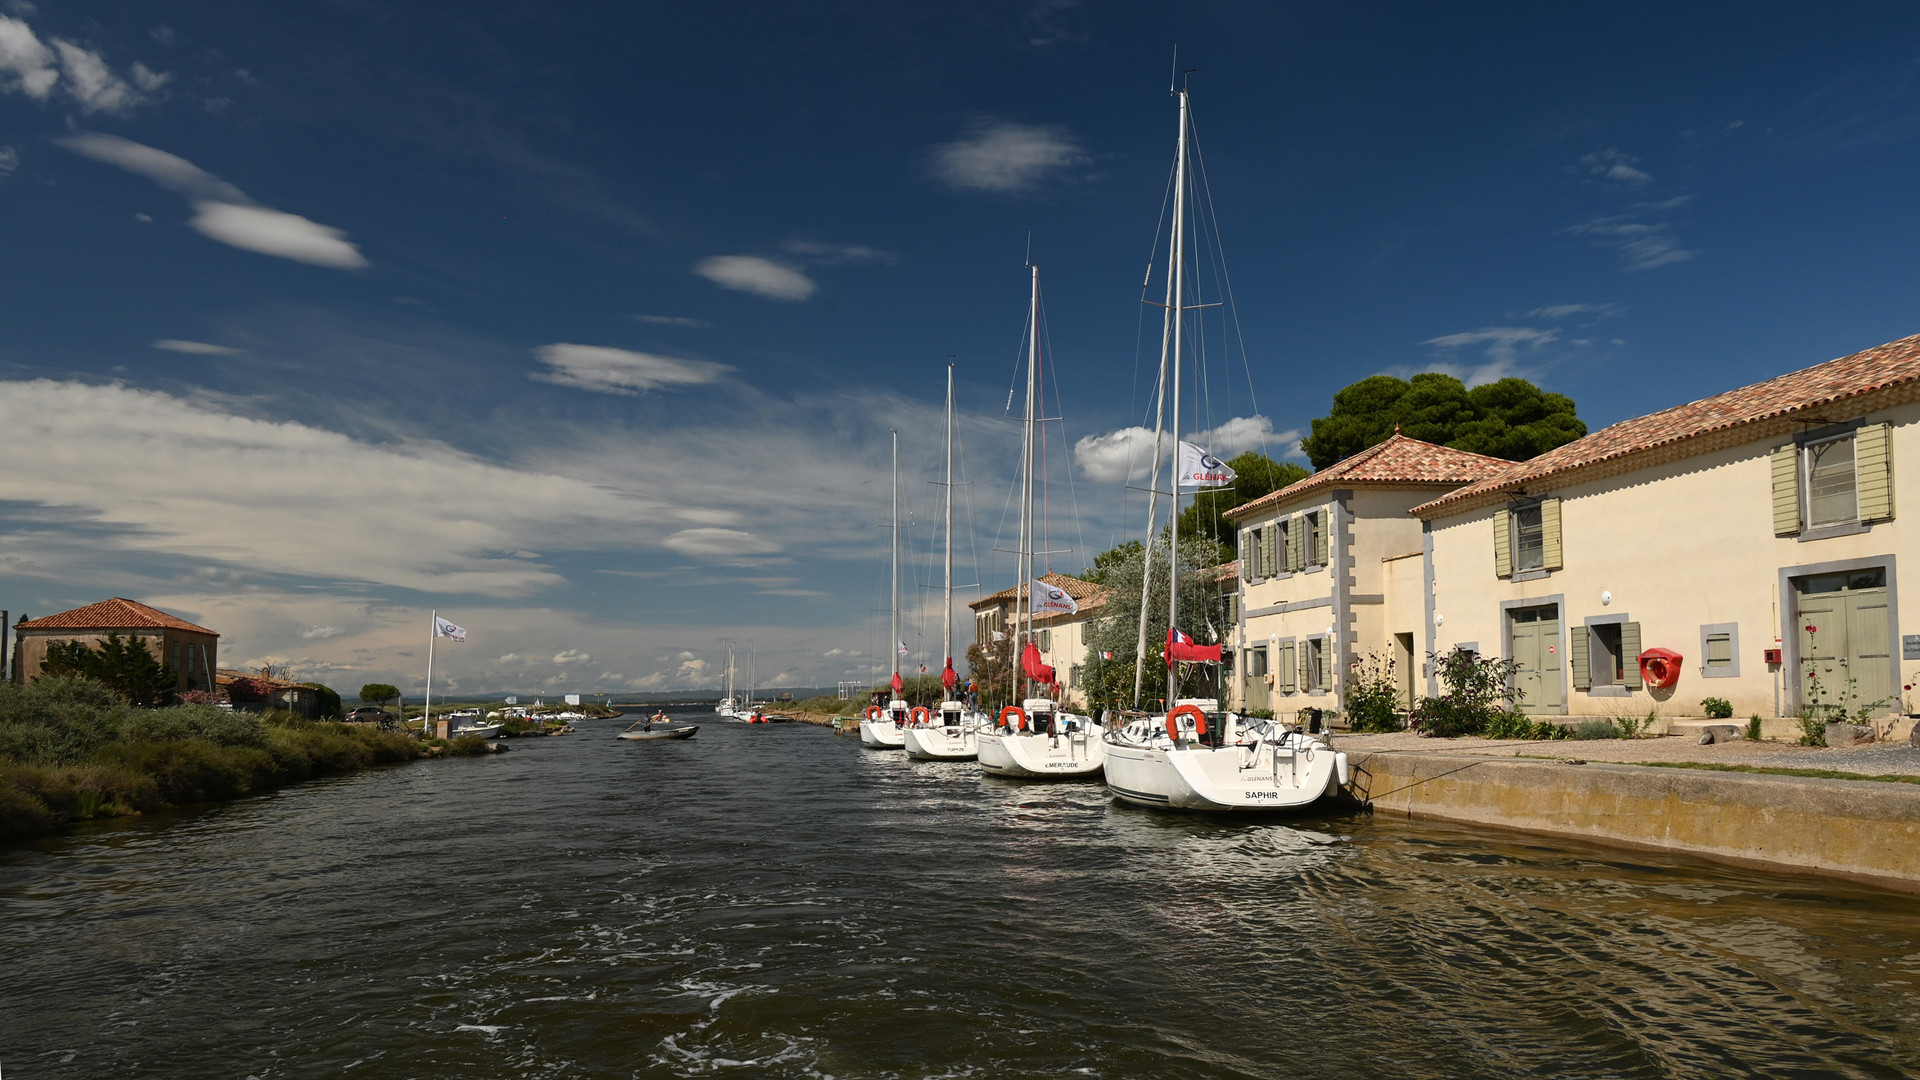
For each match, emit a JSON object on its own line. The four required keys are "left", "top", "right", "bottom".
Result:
{"left": 11, "top": 597, "right": 220, "bottom": 692}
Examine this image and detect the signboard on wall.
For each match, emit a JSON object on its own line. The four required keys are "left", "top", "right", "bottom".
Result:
{"left": 1903, "top": 635, "right": 1920, "bottom": 660}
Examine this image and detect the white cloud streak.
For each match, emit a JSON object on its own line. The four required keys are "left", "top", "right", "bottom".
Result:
{"left": 693, "top": 255, "right": 815, "bottom": 301}
{"left": 930, "top": 120, "right": 1087, "bottom": 193}
{"left": 1419, "top": 326, "right": 1558, "bottom": 385}
{"left": 57, "top": 132, "right": 368, "bottom": 269}
{"left": 1582, "top": 148, "right": 1653, "bottom": 185}
{"left": 1564, "top": 196, "right": 1696, "bottom": 272}
{"left": 531, "top": 344, "right": 731, "bottom": 395}
{"left": 152, "top": 339, "right": 242, "bottom": 355}
{"left": 0, "top": 16, "right": 163, "bottom": 113}
{"left": 1074, "top": 415, "right": 1302, "bottom": 484}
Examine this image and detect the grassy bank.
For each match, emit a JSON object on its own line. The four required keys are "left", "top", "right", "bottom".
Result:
{"left": 0, "top": 677, "right": 484, "bottom": 841}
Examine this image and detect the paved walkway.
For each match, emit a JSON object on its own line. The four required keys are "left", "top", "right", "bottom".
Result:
{"left": 1330, "top": 729, "right": 1920, "bottom": 776}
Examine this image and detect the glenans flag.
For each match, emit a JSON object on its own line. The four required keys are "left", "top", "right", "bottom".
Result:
{"left": 897, "top": 640, "right": 910, "bottom": 657}
{"left": 1030, "top": 580, "right": 1079, "bottom": 615}
{"left": 434, "top": 616, "right": 467, "bottom": 642}
{"left": 1177, "top": 441, "right": 1237, "bottom": 490}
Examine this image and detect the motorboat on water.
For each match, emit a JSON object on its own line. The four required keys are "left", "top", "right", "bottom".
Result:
{"left": 859, "top": 698, "right": 910, "bottom": 748}
{"left": 1103, "top": 698, "right": 1347, "bottom": 810}
{"left": 976, "top": 697, "right": 1105, "bottom": 778}
{"left": 616, "top": 716, "right": 698, "bottom": 741}
{"left": 451, "top": 720, "right": 505, "bottom": 739}
{"left": 903, "top": 699, "right": 990, "bottom": 760}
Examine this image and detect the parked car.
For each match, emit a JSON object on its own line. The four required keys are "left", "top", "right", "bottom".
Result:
{"left": 347, "top": 707, "right": 392, "bottom": 723}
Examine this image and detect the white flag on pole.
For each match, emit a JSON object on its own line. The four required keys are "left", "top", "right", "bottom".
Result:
{"left": 1030, "top": 580, "right": 1079, "bottom": 615}
{"left": 1177, "top": 441, "right": 1237, "bottom": 489}
{"left": 434, "top": 616, "right": 468, "bottom": 642}
{"left": 897, "top": 640, "right": 910, "bottom": 656}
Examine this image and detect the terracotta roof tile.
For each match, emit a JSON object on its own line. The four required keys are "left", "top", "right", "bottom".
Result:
{"left": 1414, "top": 331, "right": 1920, "bottom": 517}
{"left": 1225, "top": 434, "right": 1510, "bottom": 522}
{"left": 15, "top": 598, "right": 219, "bottom": 635}
{"left": 968, "top": 572, "right": 1106, "bottom": 613}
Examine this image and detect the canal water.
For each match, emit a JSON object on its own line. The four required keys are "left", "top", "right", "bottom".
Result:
{"left": 5, "top": 718, "right": 1920, "bottom": 1079}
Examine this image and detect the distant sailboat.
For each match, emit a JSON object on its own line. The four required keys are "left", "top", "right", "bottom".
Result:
{"left": 860, "top": 431, "right": 910, "bottom": 749}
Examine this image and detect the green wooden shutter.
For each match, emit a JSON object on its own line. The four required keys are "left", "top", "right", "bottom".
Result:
{"left": 1263, "top": 525, "right": 1278, "bottom": 577}
{"left": 1298, "top": 642, "right": 1311, "bottom": 693}
{"left": 1493, "top": 509, "right": 1513, "bottom": 577}
{"left": 1541, "top": 497, "right": 1563, "bottom": 570}
{"left": 1569, "top": 625, "right": 1590, "bottom": 691}
{"left": 1319, "top": 639, "right": 1333, "bottom": 689}
{"left": 1856, "top": 423, "right": 1894, "bottom": 522}
{"left": 1240, "top": 529, "right": 1253, "bottom": 581}
{"left": 1619, "top": 622, "right": 1643, "bottom": 689}
{"left": 1280, "top": 643, "right": 1295, "bottom": 692}
{"left": 1770, "top": 444, "right": 1802, "bottom": 535}
{"left": 1313, "top": 511, "right": 1330, "bottom": 567}
{"left": 1286, "top": 518, "right": 1304, "bottom": 572}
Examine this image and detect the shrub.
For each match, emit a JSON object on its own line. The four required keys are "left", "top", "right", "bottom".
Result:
{"left": 1410, "top": 650, "right": 1523, "bottom": 738}
{"left": 1615, "top": 710, "right": 1656, "bottom": 739}
{"left": 1701, "top": 697, "right": 1733, "bottom": 719}
{"left": 1571, "top": 720, "right": 1621, "bottom": 740}
{"left": 1746, "top": 714, "right": 1764, "bottom": 741}
{"left": 1343, "top": 651, "right": 1404, "bottom": 732}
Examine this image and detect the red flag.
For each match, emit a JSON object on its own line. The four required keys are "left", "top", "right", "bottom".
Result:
{"left": 1165, "top": 626, "right": 1222, "bottom": 666}
{"left": 941, "top": 659, "right": 958, "bottom": 691}
{"left": 890, "top": 672, "right": 903, "bottom": 693}
{"left": 1021, "top": 642, "right": 1056, "bottom": 686}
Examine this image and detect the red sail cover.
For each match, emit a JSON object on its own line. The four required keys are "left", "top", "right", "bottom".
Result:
{"left": 1165, "top": 627, "right": 1222, "bottom": 666}
{"left": 941, "top": 660, "right": 958, "bottom": 691}
{"left": 1021, "top": 642, "right": 1056, "bottom": 685}
{"left": 890, "top": 671, "right": 904, "bottom": 693}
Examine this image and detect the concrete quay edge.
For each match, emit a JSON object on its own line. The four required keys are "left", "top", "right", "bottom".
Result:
{"left": 1340, "top": 748, "right": 1920, "bottom": 894}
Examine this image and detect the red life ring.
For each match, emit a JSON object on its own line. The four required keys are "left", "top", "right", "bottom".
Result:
{"left": 910, "top": 706, "right": 931, "bottom": 726}
{"left": 999, "top": 705, "right": 1027, "bottom": 732}
{"left": 864, "top": 705, "right": 883, "bottom": 721}
{"left": 1166, "top": 703, "right": 1209, "bottom": 743}
{"left": 1638, "top": 648, "right": 1684, "bottom": 690}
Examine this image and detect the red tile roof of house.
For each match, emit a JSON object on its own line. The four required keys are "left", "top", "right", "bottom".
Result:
{"left": 1413, "top": 331, "right": 1920, "bottom": 517}
{"left": 969, "top": 572, "right": 1105, "bottom": 613}
{"left": 1224, "top": 434, "right": 1510, "bottom": 522}
{"left": 15, "top": 597, "right": 218, "bottom": 635}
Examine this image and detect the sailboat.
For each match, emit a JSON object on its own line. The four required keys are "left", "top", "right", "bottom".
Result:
{"left": 715, "top": 641, "right": 739, "bottom": 716}
{"left": 1101, "top": 78, "right": 1347, "bottom": 812}
{"left": 975, "top": 265, "right": 1106, "bottom": 779}
{"left": 905, "top": 365, "right": 991, "bottom": 760}
{"left": 859, "top": 431, "right": 911, "bottom": 749}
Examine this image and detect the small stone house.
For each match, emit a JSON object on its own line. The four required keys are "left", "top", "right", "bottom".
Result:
{"left": 969, "top": 572, "right": 1107, "bottom": 708}
{"left": 11, "top": 598, "right": 219, "bottom": 692}
{"left": 217, "top": 669, "right": 326, "bottom": 718}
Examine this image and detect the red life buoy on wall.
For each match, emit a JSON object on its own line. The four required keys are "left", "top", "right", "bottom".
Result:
{"left": 910, "top": 706, "right": 931, "bottom": 726}
{"left": 1166, "top": 703, "right": 1209, "bottom": 743}
{"left": 864, "top": 705, "right": 883, "bottom": 721}
{"left": 999, "top": 705, "right": 1027, "bottom": 732}
{"left": 1638, "top": 648, "right": 1684, "bottom": 690}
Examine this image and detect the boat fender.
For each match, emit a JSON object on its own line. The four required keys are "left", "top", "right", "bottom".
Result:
{"left": 1335, "top": 752, "right": 1350, "bottom": 787}
{"left": 1165, "top": 703, "right": 1208, "bottom": 744}
{"left": 864, "top": 705, "right": 883, "bottom": 721}
{"left": 910, "top": 706, "right": 932, "bottom": 727}
{"left": 999, "top": 705, "right": 1027, "bottom": 732}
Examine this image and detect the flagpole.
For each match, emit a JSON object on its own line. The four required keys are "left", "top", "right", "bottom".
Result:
{"left": 423, "top": 609, "right": 436, "bottom": 735}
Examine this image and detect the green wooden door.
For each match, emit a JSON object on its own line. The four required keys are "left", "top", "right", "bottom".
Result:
{"left": 1795, "top": 569, "right": 1892, "bottom": 717}
{"left": 1243, "top": 646, "right": 1270, "bottom": 712}
{"left": 1508, "top": 604, "right": 1565, "bottom": 713}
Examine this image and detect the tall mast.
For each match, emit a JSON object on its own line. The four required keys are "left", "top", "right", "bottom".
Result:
{"left": 1165, "top": 86, "right": 1190, "bottom": 710}
{"left": 890, "top": 429, "right": 901, "bottom": 694}
{"left": 1019, "top": 264, "right": 1040, "bottom": 702}
{"left": 1132, "top": 209, "right": 1178, "bottom": 707}
{"left": 943, "top": 364, "right": 955, "bottom": 698}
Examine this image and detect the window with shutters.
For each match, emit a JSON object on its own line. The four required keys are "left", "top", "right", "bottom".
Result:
{"left": 1278, "top": 641, "right": 1297, "bottom": 693}
{"left": 1225, "top": 593, "right": 1240, "bottom": 623}
{"left": 1068, "top": 664, "right": 1082, "bottom": 689}
{"left": 1036, "top": 629, "right": 1052, "bottom": 651}
{"left": 1270, "top": 518, "right": 1288, "bottom": 574}
{"left": 1774, "top": 423, "right": 1894, "bottom": 538}
{"left": 1589, "top": 623, "right": 1624, "bottom": 685}
{"left": 1699, "top": 622, "right": 1740, "bottom": 679}
{"left": 1304, "top": 637, "right": 1325, "bottom": 692}
{"left": 1304, "top": 512, "right": 1324, "bottom": 569}
{"left": 1513, "top": 505, "right": 1545, "bottom": 571}
{"left": 1571, "top": 618, "right": 1643, "bottom": 692}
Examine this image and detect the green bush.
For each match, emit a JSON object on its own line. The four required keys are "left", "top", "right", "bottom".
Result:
{"left": 1701, "top": 697, "right": 1733, "bottom": 719}
{"left": 1410, "top": 650, "right": 1524, "bottom": 738}
{"left": 1343, "top": 651, "right": 1404, "bottom": 732}
{"left": 1571, "top": 720, "right": 1621, "bottom": 740}
{"left": 1746, "top": 714, "right": 1764, "bottom": 741}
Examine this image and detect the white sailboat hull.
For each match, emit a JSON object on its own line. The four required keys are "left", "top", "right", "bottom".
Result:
{"left": 859, "top": 720, "right": 906, "bottom": 748}
{"left": 976, "top": 725, "right": 1106, "bottom": 778}
{"left": 1104, "top": 734, "right": 1346, "bottom": 811}
{"left": 902, "top": 723, "right": 978, "bottom": 760}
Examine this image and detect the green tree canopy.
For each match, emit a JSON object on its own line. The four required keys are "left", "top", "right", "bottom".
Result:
{"left": 38, "top": 631, "right": 176, "bottom": 707}
{"left": 1175, "top": 451, "right": 1311, "bottom": 559}
{"left": 358, "top": 683, "right": 400, "bottom": 705}
{"left": 1079, "top": 535, "right": 1232, "bottom": 712}
{"left": 301, "top": 683, "right": 343, "bottom": 718}
{"left": 1298, "top": 373, "right": 1586, "bottom": 470}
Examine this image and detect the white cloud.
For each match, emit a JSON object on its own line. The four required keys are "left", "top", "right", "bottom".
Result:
{"left": 660, "top": 528, "right": 781, "bottom": 558}
{"left": 1074, "top": 415, "right": 1300, "bottom": 484}
{"left": 54, "top": 42, "right": 143, "bottom": 112}
{"left": 1522, "top": 303, "right": 1622, "bottom": 321}
{"left": 1563, "top": 198, "right": 1696, "bottom": 272}
{"left": 0, "top": 17, "right": 164, "bottom": 113}
{"left": 0, "top": 15, "right": 56, "bottom": 99}
{"left": 57, "top": 132, "right": 367, "bottom": 269}
{"left": 930, "top": 120, "right": 1086, "bottom": 193}
{"left": 780, "top": 240, "right": 894, "bottom": 264}
{"left": 1582, "top": 148, "right": 1653, "bottom": 185}
{"left": 693, "top": 255, "right": 815, "bottom": 301}
{"left": 1419, "top": 327, "right": 1559, "bottom": 385}
{"left": 301, "top": 625, "right": 344, "bottom": 639}
{"left": 493, "top": 653, "right": 522, "bottom": 664}
{"left": 152, "top": 338, "right": 242, "bottom": 355}
{"left": 0, "top": 145, "right": 15, "bottom": 175}
{"left": 553, "top": 649, "right": 591, "bottom": 665}
{"left": 530, "top": 343, "right": 730, "bottom": 395}
{"left": 188, "top": 202, "right": 368, "bottom": 269}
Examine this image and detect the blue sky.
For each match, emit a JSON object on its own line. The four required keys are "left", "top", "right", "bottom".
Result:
{"left": 5, "top": 1, "right": 1920, "bottom": 695}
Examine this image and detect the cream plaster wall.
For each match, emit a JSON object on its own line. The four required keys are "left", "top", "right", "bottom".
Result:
{"left": 1425, "top": 399, "right": 1920, "bottom": 720}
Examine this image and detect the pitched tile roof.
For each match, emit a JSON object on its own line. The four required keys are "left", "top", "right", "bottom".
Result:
{"left": 1224, "top": 433, "right": 1510, "bottom": 522}
{"left": 15, "top": 597, "right": 219, "bottom": 635}
{"left": 969, "top": 572, "right": 1106, "bottom": 615}
{"left": 1414, "top": 331, "right": 1920, "bottom": 517}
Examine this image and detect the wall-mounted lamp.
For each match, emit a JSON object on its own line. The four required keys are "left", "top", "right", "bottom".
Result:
{"left": 1602, "top": 590, "right": 1613, "bottom": 606}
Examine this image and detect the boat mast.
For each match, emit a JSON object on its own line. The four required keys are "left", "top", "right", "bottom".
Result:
{"left": 890, "top": 429, "right": 901, "bottom": 699}
{"left": 1019, "top": 264, "right": 1040, "bottom": 703}
{"left": 1165, "top": 85, "right": 1190, "bottom": 711}
{"left": 1132, "top": 203, "right": 1179, "bottom": 708}
{"left": 943, "top": 364, "right": 955, "bottom": 701}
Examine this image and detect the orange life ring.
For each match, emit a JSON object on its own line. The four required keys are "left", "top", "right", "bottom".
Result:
{"left": 864, "top": 705, "right": 883, "bottom": 721}
{"left": 1166, "top": 703, "right": 1209, "bottom": 743}
{"left": 910, "top": 706, "right": 932, "bottom": 726}
{"left": 1638, "top": 648, "right": 1684, "bottom": 690}
{"left": 999, "top": 705, "right": 1027, "bottom": 732}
